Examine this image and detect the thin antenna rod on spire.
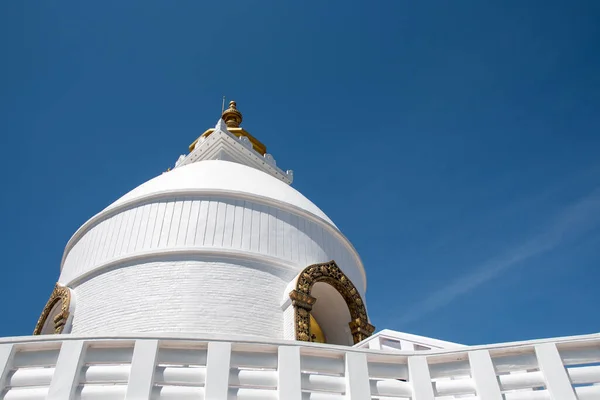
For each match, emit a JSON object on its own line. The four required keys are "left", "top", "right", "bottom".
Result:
{"left": 221, "top": 96, "right": 226, "bottom": 113}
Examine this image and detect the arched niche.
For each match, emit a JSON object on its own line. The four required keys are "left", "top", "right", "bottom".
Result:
{"left": 33, "top": 284, "right": 72, "bottom": 335}
{"left": 289, "top": 260, "right": 375, "bottom": 345}
{"left": 311, "top": 282, "right": 352, "bottom": 345}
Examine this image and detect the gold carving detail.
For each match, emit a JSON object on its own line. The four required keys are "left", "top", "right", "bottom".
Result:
{"left": 222, "top": 100, "right": 243, "bottom": 128}
{"left": 291, "top": 260, "right": 375, "bottom": 345}
{"left": 33, "top": 284, "right": 71, "bottom": 335}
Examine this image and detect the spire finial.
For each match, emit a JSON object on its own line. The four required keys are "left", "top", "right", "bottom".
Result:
{"left": 222, "top": 100, "right": 243, "bottom": 128}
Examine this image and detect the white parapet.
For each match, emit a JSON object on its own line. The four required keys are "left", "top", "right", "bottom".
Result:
{"left": 0, "top": 332, "right": 599, "bottom": 400}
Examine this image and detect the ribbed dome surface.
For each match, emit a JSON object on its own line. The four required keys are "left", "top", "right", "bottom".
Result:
{"left": 108, "top": 160, "right": 336, "bottom": 228}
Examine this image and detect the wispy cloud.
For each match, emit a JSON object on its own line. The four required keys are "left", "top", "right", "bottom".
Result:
{"left": 395, "top": 187, "right": 600, "bottom": 325}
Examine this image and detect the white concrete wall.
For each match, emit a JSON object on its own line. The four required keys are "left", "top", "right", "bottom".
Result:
{"left": 60, "top": 196, "right": 364, "bottom": 294}
{"left": 61, "top": 195, "right": 366, "bottom": 338}
{"left": 70, "top": 258, "right": 294, "bottom": 337}
{"left": 281, "top": 303, "right": 295, "bottom": 341}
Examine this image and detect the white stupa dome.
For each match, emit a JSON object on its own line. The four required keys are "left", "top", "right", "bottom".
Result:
{"left": 107, "top": 160, "right": 337, "bottom": 228}
{"left": 45, "top": 105, "right": 369, "bottom": 345}
{"left": 56, "top": 160, "right": 365, "bottom": 340}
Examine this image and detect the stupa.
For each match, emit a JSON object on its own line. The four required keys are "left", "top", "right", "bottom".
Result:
{"left": 1, "top": 102, "right": 597, "bottom": 399}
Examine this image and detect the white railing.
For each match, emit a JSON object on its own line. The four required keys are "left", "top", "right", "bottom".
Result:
{"left": 0, "top": 332, "right": 598, "bottom": 399}
{"left": 356, "top": 329, "right": 467, "bottom": 352}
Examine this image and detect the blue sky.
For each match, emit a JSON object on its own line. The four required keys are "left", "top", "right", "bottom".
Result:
{"left": 0, "top": 1, "right": 598, "bottom": 344}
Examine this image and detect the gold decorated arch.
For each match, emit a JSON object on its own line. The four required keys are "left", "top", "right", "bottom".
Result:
{"left": 289, "top": 261, "right": 375, "bottom": 344}
{"left": 33, "top": 284, "right": 71, "bottom": 335}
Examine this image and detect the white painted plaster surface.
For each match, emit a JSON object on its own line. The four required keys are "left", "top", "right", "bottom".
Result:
{"left": 108, "top": 160, "right": 331, "bottom": 225}
{"left": 181, "top": 121, "right": 294, "bottom": 184}
{"left": 70, "top": 258, "right": 294, "bottom": 337}
{"left": 54, "top": 159, "right": 367, "bottom": 340}
{"left": 311, "top": 282, "right": 353, "bottom": 346}
{"left": 60, "top": 195, "right": 363, "bottom": 288}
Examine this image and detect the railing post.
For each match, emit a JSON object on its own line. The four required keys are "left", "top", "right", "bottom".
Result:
{"left": 205, "top": 342, "right": 232, "bottom": 400}
{"left": 408, "top": 356, "right": 435, "bottom": 400}
{"left": 535, "top": 343, "right": 577, "bottom": 400}
{"left": 126, "top": 339, "right": 159, "bottom": 400}
{"left": 0, "top": 344, "right": 15, "bottom": 395}
{"left": 277, "top": 346, "right": 301, "bottom": 400}
{"left": 345, "top": 352, "right": 370, "bottom": 399}
{"left": 469, "top": 350, "right": 502, "bottom": 400}
{"left": 47, "top": 340, "right": 86, "bottom": 400}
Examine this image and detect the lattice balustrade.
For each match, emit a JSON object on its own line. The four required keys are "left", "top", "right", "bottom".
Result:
{"left": 0, "top": 333, "right": 598, "bottom": 399}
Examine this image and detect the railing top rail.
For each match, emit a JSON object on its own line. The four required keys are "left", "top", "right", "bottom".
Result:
{"left": 1, "top": 331, "right": 599, "bottom": 358}
{"left": 359, "top": 329, "right": 468, "bottom": 349}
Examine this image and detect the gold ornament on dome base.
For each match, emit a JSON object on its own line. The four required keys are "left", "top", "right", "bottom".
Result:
{"left": 33, "top": 284, "right": 71, "bottom": 335}
{"left": 289, "top": 260, "right": 375, "bottom": 345}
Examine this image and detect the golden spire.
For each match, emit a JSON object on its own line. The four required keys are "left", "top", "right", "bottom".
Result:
{"left": 189, "top": 100, "right": 267, "bottom": 155}
{"left": 222, "top": 100, "right": 243, "bottom": 128}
